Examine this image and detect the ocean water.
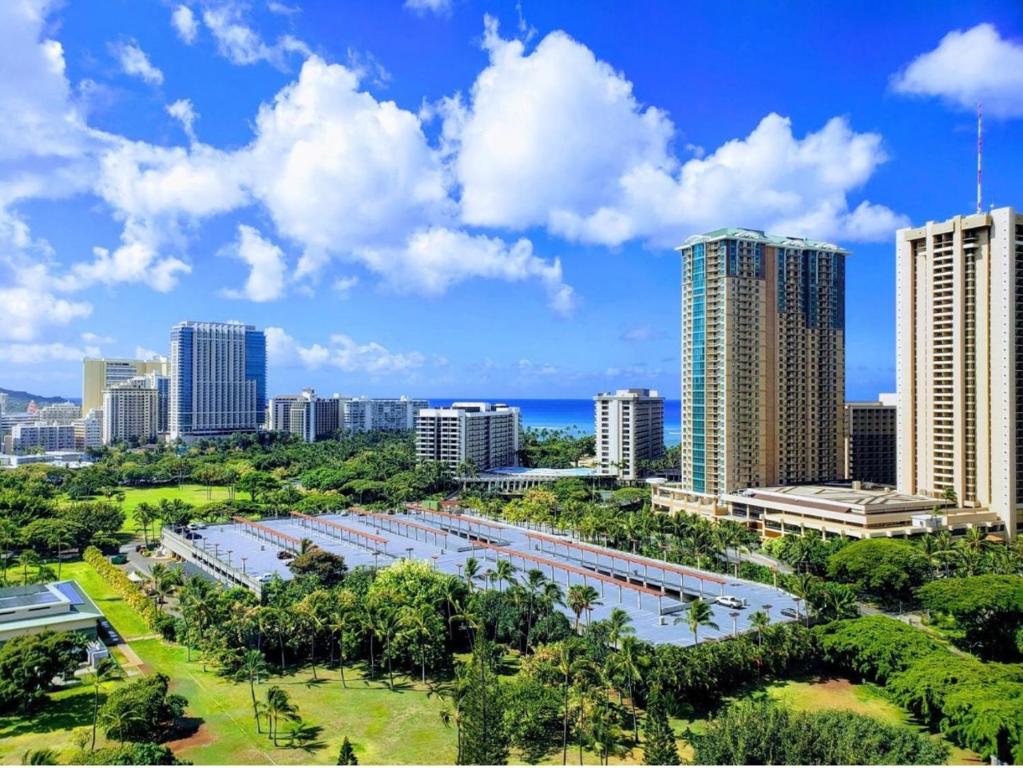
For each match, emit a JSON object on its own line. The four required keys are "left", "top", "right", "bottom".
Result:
{"left": 435, "top": 398, "right": 682, "bottom": 447}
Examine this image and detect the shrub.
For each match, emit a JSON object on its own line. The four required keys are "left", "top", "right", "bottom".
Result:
{"left": 84, "top": 546, "right": 160, "bottom": 629}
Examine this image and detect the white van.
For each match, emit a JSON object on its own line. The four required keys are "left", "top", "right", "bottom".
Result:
{"left": 716, "top": 595, "right": 746, "bottom": 609}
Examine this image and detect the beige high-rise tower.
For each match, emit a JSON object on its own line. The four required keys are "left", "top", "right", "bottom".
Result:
{"left": 896, "top": 206, "right": 1023, "bottom": 538}
{"left": 678, "top": 228, "right": 846, "bottom": 497}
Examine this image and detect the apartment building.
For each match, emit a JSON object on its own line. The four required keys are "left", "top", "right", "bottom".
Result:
{"left": 594, "top": 388, "right": 664, "bottom": 481}
{"left": 678, "top": 228, "right": 846, "bottom": 498}
{"left": 4, "top": 423, "right": 76, "bottom": 453}
{"left": 415, "top": 402, "right": 520, "bottom": 471}
{"left": 844, "top": 395, "right": 896, "bottom": 486}
{"left": 896, "top": 206, "right": 1023, "bottom": 538}
{"left": 103, "top": 377, "right": 159, "bottom": 445}
{"left": 168, "top": 322, "right": 266, "bottom": 440}
{"left": 82, "top": 357, "right": 168, "bottom": 415}
{"left": 345, "top": 396, "right": 428, "bottom": 433}
{"left": 279, "top": 389, "right": 343, "bottom": 442}
{"left": 74, "top": 409, "right": 103, "bottom": 450}
{"left": 38, "top": 402, "right": 79, "bottom": 423}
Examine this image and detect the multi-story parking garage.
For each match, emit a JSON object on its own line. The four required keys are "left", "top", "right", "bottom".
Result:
{"left": 161, "top": 503, "right": 799, "bottom": 647}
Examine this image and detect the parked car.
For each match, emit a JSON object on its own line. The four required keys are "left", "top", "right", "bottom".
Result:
{"left": 276, "top": 550, "right": 294, "bottom": 560}
{"left": 716, "top": 595, "right": 746, "bottom": 609}
{"left": 780, "top": 607, "right": 799, "bottom": 619}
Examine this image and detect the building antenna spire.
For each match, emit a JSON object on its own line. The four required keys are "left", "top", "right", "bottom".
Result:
{"left": 977, "top": 101, "right": 983, "bottom": 214}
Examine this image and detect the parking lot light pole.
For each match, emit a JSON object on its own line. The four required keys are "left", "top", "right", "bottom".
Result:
{"left": 730, "top": 611, "right": 740, "bottom": 637}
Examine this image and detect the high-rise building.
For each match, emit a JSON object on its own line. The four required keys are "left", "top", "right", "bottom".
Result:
{"left": 271, "top": 389, "right": 343, "bottom": 442}
{"left": 896, "top": 207, "right": 1023, "bottom": 538}
{"left": 168, "top": 322, "right": 266, "bottom": 440}
{"left": 103, "top": 377, "right": 159, "bottom": 445}
{"left": 594, "top": 388, "right": 664, "bottom": 481}
{"left": 38, "top": 402, "right": 80, "bottom": 423}
{"left": 415, "top": 402, "right": 520, "bottom": 471}
{"left": 678, "top": 228, "right": 846, "bottom": 497}
{"left": 82, "top": 358, "right": 168, "bottom": 415}
{"left": 5, "top": 423, "right": 76, "bottom": 453}
{"left": 844, "top": 395, "right": 896, "bottom": 486}
{"left": 74, "top": 409, "right": 104, "bottom": 450}
{"left": 344, "top": 396, "right": 428, "bottom": 433}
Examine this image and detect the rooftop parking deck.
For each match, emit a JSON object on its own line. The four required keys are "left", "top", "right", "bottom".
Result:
{"left": 161, "top": 508, "right": 799, "bottom": 647}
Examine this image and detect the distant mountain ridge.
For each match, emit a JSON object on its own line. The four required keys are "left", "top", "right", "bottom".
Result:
{"left": 0, "top": 387, "right": 80, "bottom": 413}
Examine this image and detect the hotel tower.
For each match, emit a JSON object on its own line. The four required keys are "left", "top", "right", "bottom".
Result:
{"left": 678, "top": 228, "right": 846, "bottom": 497}
{"left": 896, "top": 207, "right": 1023, "bottom": 538}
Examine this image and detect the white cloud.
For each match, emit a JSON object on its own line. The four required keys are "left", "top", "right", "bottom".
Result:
{"left": 0, "top": 342, "right": 101, "bottom": 364}
{"left": 221, "top": 224, "right": 287, "bottom": 302}
{"left": 357, "top": 228, "right": 576, "bottom": 315}
{"left": 892, "top": 23, "right": 1023, "bottom": 118}
{"left": 620, "top": 326, "right": 665, "bottom": 343}
{"left": 405, "top": 0, "right": 452, "bottom": 16}
{"left": 166, "top": 98, "right": 198, "bottom": 142}
{"left": 332, "top": 275, "right": 359, "bottom": 297}
{"left": 0, "top": 287, "right": 92, "bottom": 342}
{"left": 112, "top": 41, "right": 164, "bottom": 86}
{"left": 267, "top": 1, "right": 300, "bottom": 16}
{"left": 445, "top": 18, "right": 903, "bottom": 245}
{"left": 80, "top": 331, "right": 114, "bottom": 344}
{"left": 171, "top": 5, "right": 199, "bottom": 44}
{"left": 266, "top": 327, "right": 425, "bottom": 374}
{"left": 134, "top": 346, "right": 165, "bottom": 361}
{"left": 202, "top": 2, "right": 310, "bottom": 67}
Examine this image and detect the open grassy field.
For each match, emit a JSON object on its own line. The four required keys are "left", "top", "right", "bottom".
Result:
{"left": 58, "top": 561, "right": 152, "bottom": 641}
{"left": 63, "top": 484, "right": 235, "bottom": 535}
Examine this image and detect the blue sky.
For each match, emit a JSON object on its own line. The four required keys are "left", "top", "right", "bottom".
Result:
{"left": 1, "top": 0, "right": 1021, "bottom": 401}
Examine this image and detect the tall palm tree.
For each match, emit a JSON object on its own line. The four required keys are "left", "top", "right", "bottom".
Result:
{"left": 0, "top": 519, "right": 18, "bottom": 582}
{"left": 329, "top": 591, "right": 360, "bottom": 687}
{"left": 567, "top": 584, "right": 601, "bottom": 632}
{"left": 399, "top": 603, "right": 438, "bottom": 684}
{"left": 134, "top": 502, "right": 159, "bottom": 547}
{"left": 555, "top": 641, "right": 587, "bottom": 765}
{"left": 234, "top": 650, "right": 269, "bottom": 733}
{"left": 494, "top": 559, "right": 516, "bottom": 593}
{"left": 264, "top": 685, "right": 298, "bottom": 746}
{"left": 608, "top": 635, "right": 647, "bottom": 743}
{"left": 462, "top": 557, "right": 480, "bottom": 592}
{"left": 85, "top": 657, "right": 121, "bottom": 751}
{"left": 18, "top": 549, "right": 40, "bottom": 587}
{"left": 373, "top": 606, "right": 401, "bottom": 689}
{"left": 749, "top": 610, "right": 770, "bottom": 647}
{"left": 675, "top": 598, "right": 719, "bottom": 643}
{"left": 605, "top": 607, "right": 634, "bottom": 651}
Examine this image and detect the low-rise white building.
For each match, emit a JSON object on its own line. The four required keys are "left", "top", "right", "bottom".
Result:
{"left": 4, "top": 422, "right": 77, "bottom": 453}
{"left": 74, "top": 409, "right": 103, "bottom": 450}
{"left": 345, "top": 396, "right": 427, "bottom": 433}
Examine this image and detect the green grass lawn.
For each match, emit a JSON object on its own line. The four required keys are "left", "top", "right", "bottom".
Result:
{"left": 58, "top": 561, "right": 152, "bottom": 641}
{"left": 62, "top": 484, "right": 236, "bottom": 535}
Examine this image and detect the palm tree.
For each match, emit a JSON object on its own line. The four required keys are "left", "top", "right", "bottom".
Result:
{"left": 373, "top": 606, "right": 401, "bottom": 688}
{"left": 749, "top": 610, "right": 770, "bottom": 647}
{"left": 85, "top": 657, "right": 121, "bottom": 751}
{"left": 399, "top": 603, "right": 438, "bottom": 684}
{"left": 462, "top": 557, "right": 480, "bottom": 592}
{"left": 135, "top": 502, "right": 159, "bottom": 547}
{"left": 329, "top": 592, "right": 360, "bottom": 687}
{"left": 0, "top": 519, "right": 18, "bottom": 581}
{"left": 556, "top": 641, "right": 586, "bottom": 765}
{"left": 675, "top": 598, "right": 719, "bottom": 643}
{"left": 494, "top": 559, "right": 516, "bottom": 593}
{"left": 264, "top": 685, "right": 298, "bottom": 746}
{"left": 522, "top": 568, "right": 547, "bottom": 643}
{"left": 235, "top": 650, "right": 269, "bottom": 733}
{"left": 605, "top": 607, "right": 634, "bottom": 650}
{"left": 18, "top": 549, "right": 40, "bottom": 587}
{"left": 297, "top": 591, "right": 329, "bottom": 680}
{"left": 456, "top": 458, "right": 478, "bottom": 491}
{"left": 608, "top": 635, "right": 647, "bottom": 743}
{"left": 567, "top": 584, "right": 601, "bottom": 632}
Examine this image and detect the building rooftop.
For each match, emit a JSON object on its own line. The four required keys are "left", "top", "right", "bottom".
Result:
{"left": 0, "top": 580, "right": 104, "bottom": 635}
{"left": 478, "top": 466, "right": 595, "bottom": 478}
{"left": 728, "top": 483, "right": 947, "bottom": 512}
{"left": 679, "top": 227, "right": 846, "bottom": 253}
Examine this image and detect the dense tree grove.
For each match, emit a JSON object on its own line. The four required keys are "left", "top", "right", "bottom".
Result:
{"left": 0, "top": 631, "right": 86, "bottom": 713}
{"left": 916, "top": 574, "right": 1023, "bottom": 659}
{"left": 818, "top": 615, "right": 1023, "bottom": 763}
{"left": 693, "top": 699, "right": 949, "bottom": 765}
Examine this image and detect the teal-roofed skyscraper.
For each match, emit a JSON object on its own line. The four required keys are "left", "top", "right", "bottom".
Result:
{"left": 677, "top": 228, "right": 846, "bottom": 499}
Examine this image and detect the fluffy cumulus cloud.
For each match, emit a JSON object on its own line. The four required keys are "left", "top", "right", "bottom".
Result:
{"left": 892, "top": 23, "right": 1023, "bottom": 118}
{"left": 221, "top": 224, "right": 288, "bottom": 302}
{"left": 266, "top": 326, "right": 425, "bottom": 373}
{"left": 445, "top": 18, "right": 903, "bottom": 246}
{"left": 0, "top": 341, "right": 101, "bottom": 364}
{"left": 171, "top": 5, "right": 198, "bottom": 44}
{"left": 357, "top": 228, "right": 576, "bottom": 315}
{"left": 112, "top": 41, "right": 164, "bottom": 85}
{"left": 0, "top": 286, "right": 92, "bottom": 342}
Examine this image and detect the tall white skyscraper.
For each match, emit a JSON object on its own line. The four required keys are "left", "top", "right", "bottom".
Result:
{"left": 896, "top": 207, "right": 1023, "bottom": 538}
{"left": 168, "top": 322, "right": 266, "bottom": 440}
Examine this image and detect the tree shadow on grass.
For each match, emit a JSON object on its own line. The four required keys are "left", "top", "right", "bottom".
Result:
{"left": 0, "top": 690, "right": 94, "bottom": 739}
